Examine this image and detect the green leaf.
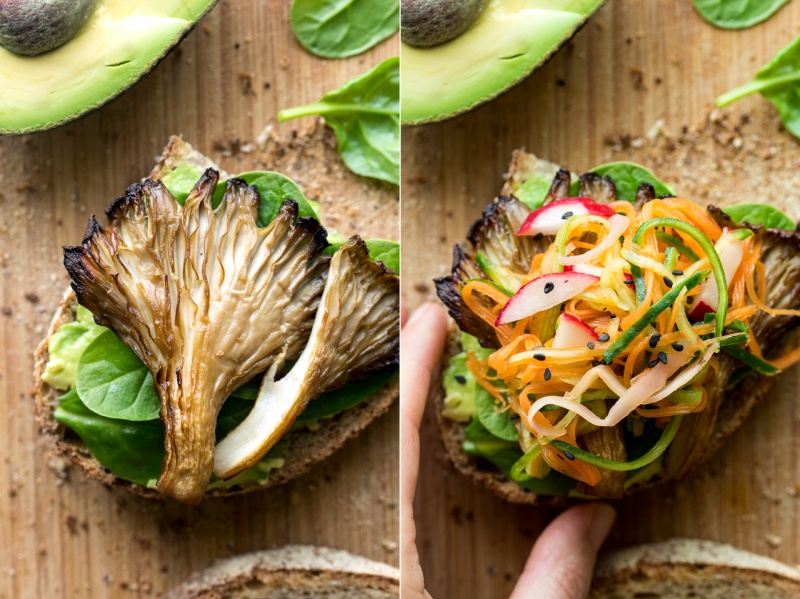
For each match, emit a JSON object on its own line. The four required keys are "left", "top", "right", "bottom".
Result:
{"left": 297, "top": 372, "right": 396, "bottom": 422}
{"left": 365, "top": 239, "right": 399, "bottom": 272}
{"left": 692, "top": 0, "right": 790, "bottom": 29}
{"left": 42, "top": 305, "right": 106, "bottom": 391}
{"left": 76, "top": 330, "right": 160, "bottom": 422}
{"left": 717, "top": 34, "right": 800, "bottom": 139}
{"left": 474, "top": 387, "right": 518, "bottom": 442}
{"left": 290, "top": 0, "right": 398, "bottom": 59}
{"left": 569, "top": 162, "right": 675, "bottom": 203}
{"left": 514, "top": 171, "right": 556, "bottom": 210}
{"left": 463, "top": 419, "right": 574, "bottom": 495}
{"left": 279, "top": 57, "right": 400, "bottom": 185}
{"left": 160, "top": 165, "right": 320, "bottom": 227}
{"left": 212, "top": 172, "right": 320, "bottom": 226}
{"left": 55, "top": 389, "right": 165, "bottom": 486}
{"left": 724, "top": 203, "right": 795, "bottom": 230}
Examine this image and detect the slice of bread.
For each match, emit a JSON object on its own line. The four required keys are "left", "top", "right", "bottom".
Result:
{"left": 163, "top": 545, "right": 399, "bottom": 599}
{"left": 433, "top": 150, "right": 800, "bottom": 505}
{"left": 591, "top": 538, "right": 800, "bottom": 598}
{"left": 32, "top": 132, "right": 398, "bottom": 499}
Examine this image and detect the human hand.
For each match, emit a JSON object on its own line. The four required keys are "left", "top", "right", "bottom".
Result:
{"left": 400, "top": 302, "right": 617, "bottom": 599}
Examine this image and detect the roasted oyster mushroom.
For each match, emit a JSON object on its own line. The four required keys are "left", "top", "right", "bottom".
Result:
{"left": 63, "top": 170, "right": 330, "bottom": 504}
{"left": 214, "top": 237, "right": 399, "bottom": 480}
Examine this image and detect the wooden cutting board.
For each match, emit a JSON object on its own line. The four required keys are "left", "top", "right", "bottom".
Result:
{"left": 0, "top": 1, "right": 398, "bottom": 597}
{"left": 402, "top": 1, "right": 800, "bottom": 597}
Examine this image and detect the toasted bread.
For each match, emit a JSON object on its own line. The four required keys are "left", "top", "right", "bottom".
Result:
{"left": 433, "top": 150, "right": 800, "bottom": 505}
{"left": 33, "top": 131, "right": 398, "bottom": 499}
{"left": 591, "top": 538, "right": 800, "bottom": 598}
{"left": 164, "top": 545, "right": 399, "bottom": 599}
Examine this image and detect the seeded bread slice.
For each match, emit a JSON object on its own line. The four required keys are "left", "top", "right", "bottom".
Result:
{"left": 591, "top": 538, "right": 800, "bottom": 598}
{"left": 32, "top": 134, "right": 398, "bottom": 500}
{"left": 164, "top": 545, "right": 399, "bottom": 599}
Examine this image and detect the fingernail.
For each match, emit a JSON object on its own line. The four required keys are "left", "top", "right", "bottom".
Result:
{"left": 587, "top": 504, "right": 616, "bottom": 551}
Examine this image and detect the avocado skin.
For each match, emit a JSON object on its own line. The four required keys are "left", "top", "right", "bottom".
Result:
{"left": 401, "top": 0, "right": 487, "bottom": 48}
{"left": 0, "top": 0, "right": 100, "bottom": 56}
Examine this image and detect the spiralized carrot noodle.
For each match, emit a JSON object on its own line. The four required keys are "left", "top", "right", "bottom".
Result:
{"left": 454, "top": 190, "right": 800, "bottom": 486}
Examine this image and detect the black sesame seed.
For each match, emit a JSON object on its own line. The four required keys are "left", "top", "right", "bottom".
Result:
{"left": 534, "top": 353, "right": 546, "bottom": 361}
{"left": 672, "top": 269, "right": 683, "bottom": 276}
{"left": 686, "top": 296, "right": 694, "bottom": 304}
{"left": 598, "top": 333, "right": 610, "bottom": 342}
{"left": 671, "top": 342, "right": 684, "bottom": 351}
{"left": 564, "top": 451, "right": 575, "bottom": 461}
{"left": 587, "top": 342, "right": 595, "bottom": 349}
{"left": 649, "top": 334, "right": 661, "bottom": 348}
{"left": 533, "top": 232, "right": 544, "bottom": 240}
{"left": 592, "top": 360, "right": 601, "bottom": 367}
{"left": 544, "top": 281, "right": 555, "bottom": 294}
{"left": 663, "top": 276, "right": 673, "bottom": 288}
{"left": 544, "top": 368, "right": 551, "bottom": 381}
{"left": 510, "top": 414, "right": 520, "bottom": 421}
{"left": 454, "top": 375, "right": 467, "bottom": 384}
{"left": 562, "top": 211, "right": 574, "bottom": 220}
{"left": 647, "top": 358, "right": 659, "bottom": 368}
{"left": 658, "top": 351, "right": 668, "bottom": 364}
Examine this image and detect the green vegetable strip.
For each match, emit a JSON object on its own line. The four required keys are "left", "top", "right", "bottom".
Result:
{"left": 664, "top": 246, "right": 679, "bottom": 272}
{"left": 603, "top": 270, "right": 709, "bottom": 363}
{"left": 510, "top": 443, "right": 541, "bottom": 482}
{"left": 633, "top": 217, "right": 728, "bottom": 337}
{"left": 551, "top": 416, "right": 683, "bottom": 472}
{"left": 723, "top": 346, "right": 781, "bottom": 375}
{"left": 655, "top": 231, "right": 700, "bottom": 262}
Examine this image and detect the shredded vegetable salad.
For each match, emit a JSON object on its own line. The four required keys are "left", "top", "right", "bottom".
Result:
{"left": 458, "top": 194, "right": 800, "bottom": 496}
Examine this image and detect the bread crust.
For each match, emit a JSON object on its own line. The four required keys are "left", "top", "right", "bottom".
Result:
{"left": 590, "top": 538, "right": 800, "bottom": 597}
{"left": 32, "top": 135, "right": 398, "bottom": 500}
{"left": 163, "top": 545, "right": 399, "bottom": 599}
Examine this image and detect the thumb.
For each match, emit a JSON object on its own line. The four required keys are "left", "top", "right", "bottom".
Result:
{"left": 509, "top": 503, "right": 616, "bottom": 599}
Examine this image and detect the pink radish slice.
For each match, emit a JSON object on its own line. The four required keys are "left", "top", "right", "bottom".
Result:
{"left": 552, "top": 313, "right": 598, "bottom": 348}
{"left": 518, "top": 198, "right": 616, "bottom": 236}
{"left": 689, "top": 233, "right": 749, "bottom": 321}
{"left": 495, "top": 272, "right": 600, "bottom": 325}
{"left": 559, "top": 214, "right": 630, "bottom": 266}
{"left": 565, "top": 264, "right": 634, "bottom": 286}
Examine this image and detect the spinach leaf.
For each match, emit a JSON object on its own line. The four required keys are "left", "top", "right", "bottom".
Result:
{"left": 365, "top": 239, "right": 399, "bottom": 272}
{"left": 278, "top": 57, "right": 400, "bottom": 186}
{"left": 724, "top": 203, "right": 795, "bottom": 230}
{"left": 463, "top": 419, "right": 573, "bottom": 495}
{"left": 717, "top": 34, "right": 800, "bottom": 138}
{"left": 514, "top": 170, "right": 557, "bottom": 210}
{"left": 297, "top": 372, "right": 396, "bottom": 422}
{"left": 569, "top": 162, "right": 675, "bottom": 203}
{"left": 692, "top": 0, "right": 790, "bottom": 30}
{"left": 212, "top": 172, "right": 320, "bottom": 226}
{"left": 291, "top": 0, "right": 398, "bottom": 59}
{"left": 474, "top": 387, "right": 517, "bottom": 442}
{"left": 55, "top": 389, "right": 165, "bottom": 486}
{"left": 55, "top": 391, "right": 284, "bottom": 487}
{"left": 160, "top": 164, "right": 321, "bottom": 225}
{"left": 76, "top": 330, "right": 160, "bottom": 421}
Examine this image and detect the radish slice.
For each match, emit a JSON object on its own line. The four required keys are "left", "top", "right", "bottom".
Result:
{"left": 559, "top": 214, "right": 630, "bottom": 266}
{"left": 648, "top": 342, "right": 718, "bottom": 403}
{"left": 689, "top": 230, "right": 752, "bottom": 321}
{"left": 518, "top": 198, "right": 616, "bottom": 236}
{"left": 495, "top": 272, "right": 600, "bottom": 325}
{"left": 552, "top": 313, "right": 598, "bottom": 348}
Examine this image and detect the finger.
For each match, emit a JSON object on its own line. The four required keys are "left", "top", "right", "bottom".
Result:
{"left": 401, "top": 302, "right": 409, "bottom": 327}
{"left": 509, "top": 504, "right": 616, "bottom": 599}
{"left": 399, "top": 302, "right": 448, "bottom": 431}
{"left": 400, "top": 303, "right": 448, "bottom": 599}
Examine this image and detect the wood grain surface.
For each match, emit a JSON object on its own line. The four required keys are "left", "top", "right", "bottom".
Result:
{"left": 402, "top": 1, "right": 800, "bottom": 597}
{"left": 0, "top": 2, "right": 398, "bottom": 598}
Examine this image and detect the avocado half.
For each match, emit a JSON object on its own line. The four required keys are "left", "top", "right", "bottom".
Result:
{"left": 400, "top": 0, "right": 607, "bottom": 126}
{"left": 0, "top": 0, "right": 218, "bottom": 135}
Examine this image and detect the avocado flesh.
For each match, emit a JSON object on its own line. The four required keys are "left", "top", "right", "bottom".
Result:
{"left": 0, "top": 0, "right": 216, "bottom": 135}
{"left": 400, "top": 0, "right": 606, "bottom": 125}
